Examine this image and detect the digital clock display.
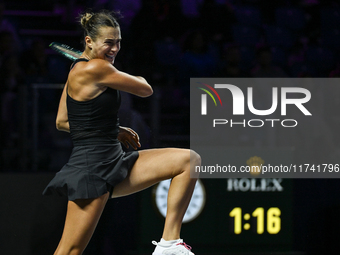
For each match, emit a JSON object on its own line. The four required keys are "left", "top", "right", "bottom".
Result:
{"left": 229, "top": 207, "right": 281, "bottom": 234}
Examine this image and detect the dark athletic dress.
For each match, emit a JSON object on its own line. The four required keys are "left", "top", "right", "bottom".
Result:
{"left": 43, "top": 59, "right": 139, "bottom": 201}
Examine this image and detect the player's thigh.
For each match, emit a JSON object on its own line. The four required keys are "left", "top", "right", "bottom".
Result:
{"left": 112, "top": 148, "right": 196, "bottom": 197}
{"left": 59, "top": 192, "right": 109, "bottom": 252}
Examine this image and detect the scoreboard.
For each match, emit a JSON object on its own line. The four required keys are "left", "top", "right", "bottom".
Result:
{"left": 137, "top": 148, "right": 294, "bottom": 254}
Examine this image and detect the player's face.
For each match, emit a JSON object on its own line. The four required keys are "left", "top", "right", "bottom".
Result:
{"left": 90, "top": 26, "right": 121, "bottom": 64}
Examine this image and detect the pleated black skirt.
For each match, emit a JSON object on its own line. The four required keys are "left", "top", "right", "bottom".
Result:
{"left": 43, "top": 141, "right": 139, "bottom": 201}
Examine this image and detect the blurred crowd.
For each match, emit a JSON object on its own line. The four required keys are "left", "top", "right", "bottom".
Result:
{"left": 1, "top": 0, "right": 340, "bottom": 171}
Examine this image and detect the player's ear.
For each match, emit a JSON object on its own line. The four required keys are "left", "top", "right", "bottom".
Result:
{"left": 85, "top": 36, "right": 92, "bottom": 50}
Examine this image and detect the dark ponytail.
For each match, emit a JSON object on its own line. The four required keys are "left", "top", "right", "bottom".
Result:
{"left": 79, "top": 10, "right": 120, "bottom": 42}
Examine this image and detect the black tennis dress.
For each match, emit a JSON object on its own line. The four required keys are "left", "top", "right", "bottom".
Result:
{"left": 43, "top": 59, "right": 139, "bottom": 201}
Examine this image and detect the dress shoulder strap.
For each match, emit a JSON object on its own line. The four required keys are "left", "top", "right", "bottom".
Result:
{"left": 70, "top": 58, "right": 89, "bottom": 69}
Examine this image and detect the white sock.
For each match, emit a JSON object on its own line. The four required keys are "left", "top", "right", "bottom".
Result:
{"left": 159, "top": 238, "right": 182, "bottom": 246}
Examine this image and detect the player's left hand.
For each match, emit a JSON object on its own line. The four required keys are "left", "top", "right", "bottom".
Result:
{"left": 118, "top": 126, "right": 141, "bottom": 150}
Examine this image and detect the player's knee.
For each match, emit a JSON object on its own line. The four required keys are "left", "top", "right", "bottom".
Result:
{"left": 189, "top": 149, "right": 201, "bottom": 178}
{"left": 55, "top": 245, "right": 84, "bottom": 255}
{"left": 68, "top": 247, "right": 83, "bottom": 255}
{"left": 190, "top": 149, "right": 201, "bottom": 167}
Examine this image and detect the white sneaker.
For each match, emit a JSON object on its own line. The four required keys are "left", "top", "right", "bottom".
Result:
{"left": 152, "top": 239, "right": 195, "bottom": 255}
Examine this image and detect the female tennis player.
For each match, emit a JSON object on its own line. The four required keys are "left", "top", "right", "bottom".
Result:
{"left": 43, "top": 10, "right": 200, "bottom": 255}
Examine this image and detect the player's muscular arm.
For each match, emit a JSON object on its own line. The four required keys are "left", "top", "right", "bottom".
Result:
{"left": 86, "top": 59, "right": 153, "bottom": 97}
{"left": 56, "top": 83, "right": 70, "bottom": 132}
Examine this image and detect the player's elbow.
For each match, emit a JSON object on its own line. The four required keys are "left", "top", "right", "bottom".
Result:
{"left": 140, "top": 85, "right": 153, "bottom": 97}
{"left": 56, "top": 120, "right": 63, "bottom": 131}
{"left": 56, "top": 119, "right": 70, "bottom": 132}
{"left": 135, "top": 84, "right": 153, "bottom": 97}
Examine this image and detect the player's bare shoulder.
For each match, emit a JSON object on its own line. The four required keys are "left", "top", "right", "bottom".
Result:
{"left": 86, "top": 59, "right": 116, "bottom": 74}
{"left": 68, "top": 60, "right": 93, "bottom": 85}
